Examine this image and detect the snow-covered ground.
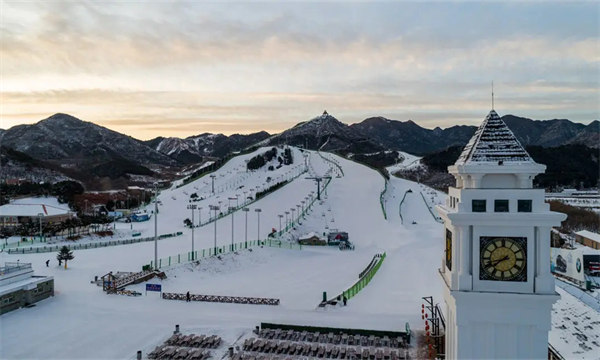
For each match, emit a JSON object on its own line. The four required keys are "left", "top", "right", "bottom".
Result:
{"left": 1, "top": 147, "right": 598, "bottom": 360}
{"left": 386, "top": 151, "right": 422, "bottom": 174}
{"left": 551, "top": 287, "right": 600, "bottom": 359}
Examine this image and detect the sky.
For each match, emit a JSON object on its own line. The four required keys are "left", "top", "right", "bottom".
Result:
{"left": 1, "top": 1, "right": 598, "bottom": 140}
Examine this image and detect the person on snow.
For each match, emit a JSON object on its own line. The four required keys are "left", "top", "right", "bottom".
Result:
{"left": 46, "top": 260, "right": 50, "bottom": 267}
{"left": 186, "top": 291, "right": 191, "bottom": 302}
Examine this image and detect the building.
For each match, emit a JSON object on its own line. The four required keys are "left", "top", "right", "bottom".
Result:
{"left": 0, "top": 262, "right": 54, "bottom": 315}
{"left": 575, "top": 230, "right": 600, "bottom": 250}
{"left": 0, "top": 203, "right": 74, "bottom": 227}
{"left": 436, "top": 109, "right": 566, "bottom": 359}
{"left": 298, "top": 232, "right": 326, "bottom": 246}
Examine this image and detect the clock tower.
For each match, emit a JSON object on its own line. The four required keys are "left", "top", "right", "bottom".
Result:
{"left": 437, "top": 110, "right": 566, "bottom": 359}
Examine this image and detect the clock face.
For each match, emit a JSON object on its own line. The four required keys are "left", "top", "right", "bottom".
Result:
{"left": 479, "top": 237, "right": 527, "bottom": 282}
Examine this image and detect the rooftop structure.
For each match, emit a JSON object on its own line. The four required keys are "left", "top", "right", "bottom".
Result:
{"left": 455, "top": 110, "right": 533, "bottom": 165}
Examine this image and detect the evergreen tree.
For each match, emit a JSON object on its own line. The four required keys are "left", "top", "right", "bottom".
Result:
{"left": 57, "top": 246, "right": 74, "bottom": 269}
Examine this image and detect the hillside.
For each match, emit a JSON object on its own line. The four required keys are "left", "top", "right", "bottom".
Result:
{"left": 398, "top": 144, "right": 600, "bottom": 191}
{"left": 350, "top": 114, "right": 598, "bottom": 155}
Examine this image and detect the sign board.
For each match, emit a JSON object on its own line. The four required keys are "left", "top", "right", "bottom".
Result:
{"left": 146, "top": 283, "right": 162, "bottom": 292}
{"left": 551, "top": 248, "right": 585, "bottom": 284}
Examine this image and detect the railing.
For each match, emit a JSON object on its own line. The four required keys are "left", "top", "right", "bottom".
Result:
{"left": 0, "top": 262, "right": 32, "bottom": 275}
{"left": 398, "top": 189, "right": 412, "bottom": 224}
{"left": 327, "top": 252, "right": 386, "bottom": 302}
{"left": 317, "top": 151, "right": 344, "bottom": 177}
{"left": 419, "top": 191, "right": 443, "bottom": 223}
{"left": 149, "top": 239, "right": 302, "bottom": 270}
{"left": 379, "top": 180, "right": 388, "bottom": 220}
{"left": 6, "top": 232, "right": 183, "bottom": 254}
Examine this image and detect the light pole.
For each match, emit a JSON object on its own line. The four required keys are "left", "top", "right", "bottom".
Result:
{"left": 230, "top": 205, "right": 235, "bottom": 252}
{"left": 285, "top": 211, "right": 289, "bottom": 229}
{"left": 198, "top": 207, "right": 203, "bottom": 226}
{"left": 210, "top": 205, "right": 219, "bottom": 255}
{"left": 255, "top": 208, "right": 261, "bottom": 243}
{"left": 278, "top": 214, "right": 283, "bottom": 234}
{"left": 291, "top": 208, "right": 295, "bottom": 227}
{"left": 153, "top": 182, "right": 158, "bottom": 270}
{"left": 296, "top": 205, "right": 301, "bottom": 223}
{"left": 210, "top": 174, "right": 216, "bottom": 194}
{"left": 243, "top": 208, "right": 249, "bottom": 248}
{"left": 187, "top": 204, "right": 196, "bottom": 260}
{"left": 37, "top": 213, "right": 44, "bottom": 242}
{"left": 301, "top": 201, "right": 305, "bottom": 217}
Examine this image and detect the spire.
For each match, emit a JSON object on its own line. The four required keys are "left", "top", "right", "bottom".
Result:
{"left": 492, "top": 81, "right": 494, "bottom": 110}
{"left": 455, "top": 110, "right": 533, "bottom": 165}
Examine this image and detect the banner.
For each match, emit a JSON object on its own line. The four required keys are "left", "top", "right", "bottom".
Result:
{"left": 551, "top": 248, "right": 585, "bottom": 284}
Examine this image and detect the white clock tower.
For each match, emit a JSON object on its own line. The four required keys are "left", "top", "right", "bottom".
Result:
{"left": 437, "top": 110, "right": 566, "bottom": 359}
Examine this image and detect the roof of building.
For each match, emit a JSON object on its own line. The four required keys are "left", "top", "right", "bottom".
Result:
{"left": 0, "top": 203, "right": 72, "bottom": 217}
{"left": 455, "top": 110, "right": 534, "bottom": 165}
{"left": 575, "top": 230, "right": 600, "bottom": 243}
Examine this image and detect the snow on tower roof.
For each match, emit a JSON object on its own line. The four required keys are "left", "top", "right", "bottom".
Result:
{"left": 455, "top": 110, "right": 533, "bottom": 165}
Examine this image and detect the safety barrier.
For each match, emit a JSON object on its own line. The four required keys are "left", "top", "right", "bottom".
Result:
{"left": 6, "top": 232, "right": 183, "bottom": 254}
{"left": 162, "top": 292, "right": 280, "bottom": 305}
{"left": 419, "top": 191, "right": 443, "bottom": 223}
{"left": 149, "top": 239, "right": 302, "bottom": 270}
{"left": 317, "top": 151, "right": 344, "bottom": 177}
{"left": 398, "top": 189, "right": 412, "bottom": 224}
{"left": 379, "top": 180, "right": 388, "bottom": 220}
{"left": 342, "top": 253, "right": 386, "bottom": 300}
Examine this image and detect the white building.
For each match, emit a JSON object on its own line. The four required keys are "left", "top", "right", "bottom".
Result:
{"left": 0, "top": 203, "right": 74, "bottom": 227}
{"left": 436, "top": 109, "right": 567, "bottom": 359}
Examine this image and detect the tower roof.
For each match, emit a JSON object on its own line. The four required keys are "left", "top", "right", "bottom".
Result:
{"left": 455, "top": 110, "right": 533, "bottom": 165}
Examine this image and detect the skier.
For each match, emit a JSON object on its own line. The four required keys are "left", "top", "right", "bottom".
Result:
{"left": 186, "top": 291, "right": 191, "bottom": 302}
{"left": 58, "top": 259, "right": 62, "bottom": 266}
{"left": 343, "top": 295, "right": 347, "bottom": 306}
{"left": 45, "top": 260, "right": 50, "bottom": 267}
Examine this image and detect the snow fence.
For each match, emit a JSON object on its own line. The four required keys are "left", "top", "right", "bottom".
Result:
{"left": 343, "top": 252, "right": 386, "bottom": 300}
{"left": 6, "top": 232, "right": 183, "bottom": 254}
{"left": 148, "top": 239, "right": 302, "bottom": 270}
{"left": 322, "top": 252, "right": 386, "bottom": 306}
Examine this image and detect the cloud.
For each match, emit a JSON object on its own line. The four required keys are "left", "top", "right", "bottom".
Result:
{"left": 1, "top": 2, "right": 597, "bottom": 138}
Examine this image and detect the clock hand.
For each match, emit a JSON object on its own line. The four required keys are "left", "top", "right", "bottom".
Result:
{"left": 490, "top": 255, "right": 509, "bottom": 267}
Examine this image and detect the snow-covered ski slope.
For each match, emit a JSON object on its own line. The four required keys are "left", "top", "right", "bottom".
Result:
{"left": 4, "top": 146, "right": 594, "bottom": 359}
{"left": 1, "top": 146, "right": 446, "bottom": 359}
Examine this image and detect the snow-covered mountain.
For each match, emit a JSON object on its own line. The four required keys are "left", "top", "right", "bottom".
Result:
{"left": 145, "top": 131, "right": 271, "bottom": 163}
{"left": 264, "top": 111, "right": 383, "bottom": 154}
{"left": 1, "top": 113, "right": 177, "bottom": 167}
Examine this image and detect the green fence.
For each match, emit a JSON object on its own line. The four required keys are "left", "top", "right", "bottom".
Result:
{"left": 379, "top": 180, "right": 388, "bottom": 220}
{"left": 148, "top": 239, "right": 302, "bottom": 270}
{"left": 398, "top": 189, "right": 413, "bottom": 224}
{"left": 342, "top": 252, "right": 386, "bottom": 300}
{"left": 6, "top": 232, "right": 183, "bottom": 254}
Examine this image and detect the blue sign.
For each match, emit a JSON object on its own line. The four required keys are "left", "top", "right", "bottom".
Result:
{"left": 146, "top": 283, "right": 162, "bottom": 292}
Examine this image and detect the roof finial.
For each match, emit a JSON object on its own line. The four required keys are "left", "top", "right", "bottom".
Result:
{"left": 491, "top": 81, "right": 494, "bottom": 110}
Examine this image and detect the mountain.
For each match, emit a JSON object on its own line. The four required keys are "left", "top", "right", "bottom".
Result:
{"left": 0, "top": 113, "right": 180, "bottom": 189}
{"left": 350, "top": 114, "right": 599, "bottom": 155}
{"left": 264, "top": 111, "right": 383, "bottom": 154}
{"left": 1, "top": 113, "right": 177, "bottom": 167}
{"left": 145, "top": 131, "right": 271, "bottom": 163}
{"left": 350, "top": 117, "right": 475, "bottom": 155}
